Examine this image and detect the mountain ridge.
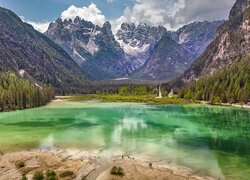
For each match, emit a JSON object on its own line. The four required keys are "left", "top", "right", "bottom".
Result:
{"left": 171, "top": 20, "right": 224, "bottom": 59}
{"left": 45, "top": 16, "right": 223, "bottom": 81}
{"left": 182, "top": 0, "right": 250, "bottom": 82}
{"left": 130, "top": 35, "right": 193, "bottom": 80}
{"left": 0, "top": 7, "right": 90, "bottom": 89}
{"left": 178, "top": 0, "right": 250, "bottom": 104}
{"left": 115, "top": 22, "right": 167, "bottom": 73}
{"left": 45, "top": 17, "right": 128, "bottom": 79}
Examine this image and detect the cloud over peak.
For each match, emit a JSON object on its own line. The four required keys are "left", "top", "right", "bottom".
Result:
{"left": 21, "top": 17, "right": 49, "bottom": 33}
{"left": 60, "top": 3, "right": 106, "bottom": 27}
{"left": 115, "top": 0, "right": 235, "bottom": 30}
{"left": 20, "top": 0, "right": 236, "bottom": 33}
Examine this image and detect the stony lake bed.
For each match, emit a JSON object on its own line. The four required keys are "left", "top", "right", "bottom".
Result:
{"left": 0, "top": 100, "right": 250, "bottom": 180}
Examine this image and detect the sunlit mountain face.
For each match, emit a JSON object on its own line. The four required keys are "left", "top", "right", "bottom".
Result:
{"left": 0, "top": 0, "right": 235, "bottom": 80}
{"left": 0, "top": 1, "right": 250, "bottom": 180}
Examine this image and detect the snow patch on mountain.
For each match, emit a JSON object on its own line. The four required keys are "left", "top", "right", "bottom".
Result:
{"left": 19, "top": 69, "right": 25, "bottom": 77}
{"left": 117, "top": 39, "right": 150, "bottom": 55}
{"left": 115, "top": 22, "right": 166, "bottom": 71}
{"left": 78, "top": 38, "right": 99, "bottom": 55}
{"left": 73, "top": 48, "right": 85, "bottom": 61}
{"left": 178, "top": 32, "right": 189, "bottom": 44}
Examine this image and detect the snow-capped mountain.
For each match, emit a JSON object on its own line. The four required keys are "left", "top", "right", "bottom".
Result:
{"left": 130, "top": 35, "right": 194, "bottom": 80}
{"left": 45, "top": 17, "right": 128, "bottom": 79}
{"left": 45, "top": 17, "right": 223, "bottom": 80}
{"left": 172, "top": 21, "right": 224, "bottom": 59}
{"left": 115, "top": 23, "right": 166, "bottom": 72}
{"left": 182, "top": 0, "right": 250, "bottom": 83}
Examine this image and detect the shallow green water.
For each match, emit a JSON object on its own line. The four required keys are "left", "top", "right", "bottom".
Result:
{"left": 0, "top": 101, "right": 250, "bottom": 179}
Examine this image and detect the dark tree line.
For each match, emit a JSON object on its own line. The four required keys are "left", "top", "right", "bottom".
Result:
{"left": 0, "top": 72, "right": 54, "bottom": 111}
{"left": 179, "top": 59, "right": 250, "bottom": 104}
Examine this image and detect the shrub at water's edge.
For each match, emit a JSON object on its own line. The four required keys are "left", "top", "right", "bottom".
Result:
{"left": 0, "top": 71, "right": 55, "bottom": 112}
{"left": 59, "top": 170, "right": 75, "bottom": 178}
{"left": 111, "top": 166, "right": 125, "bottom": 176}
{"left": 69, "top": 94, "right": 188, "bottom": 104}
{"left": 32, "top": 171, "right": 44, "bottom": 180}
{"left": 68, "top": 84, "right": 188, "bottom": 104}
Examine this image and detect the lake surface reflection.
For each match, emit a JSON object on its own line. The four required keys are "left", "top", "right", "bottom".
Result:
{"left": 0, "top": 101, "right": 250, "bottom": 179}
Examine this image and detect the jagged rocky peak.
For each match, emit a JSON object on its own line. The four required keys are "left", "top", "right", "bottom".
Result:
{"left": 46, "top": 16, "right": 100, "bottom": 36}
{"left": 73, "top": 16, "right": 81, "bottom": 23}
{"left": 46, "top": 17, "right": 107, "bottom": 59}
{"left": 116, "top": 22, "right": 167, "bottom": 50}
{"left": 182, "top": 0, "right": 250, "bottom": 83}
{"left": 120, "top": 22, "right": 136, "bottom": 31}
{"left": 45, "top": 17, "right": 128, "bottom": 79}
{"left": 131, "top": 35, "right": 194, "bottom": 80}
{"left": 114, "top": 22, "right": 168, "bottom": 73}
{"left": 229, "top": 0, "right": 250, "bottom": 19}
{"left": 173, "top": 20, "right": 224, "bottom": 59}
{"left": 45, "top": 16, "right": 225, "bottom": 81}
{"left": 46, "top": 17, "right": 119, "bottom": 46}
{"left": 102, "top": 21, "right": 112, "bottom": 32}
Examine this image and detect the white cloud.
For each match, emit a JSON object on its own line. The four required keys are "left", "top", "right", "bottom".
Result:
{"left": 60, "top": 3, "right": 106, "bottom": 27}
{"left": 111, "top": 15, "right": 127, "bottom": 33}
{"left": 20, "top": 0, "right": 237, "bottom": 34}
{"left": 114, "top": 0, "right": 236, "bottom": 30}
{"left": 21, "top": 17, "right": 49, "bottom": 33}
{"left": 173, "top": 0, "right": 236, "bottom": 26}
{"left": 107, "top": 0, "right": 114, "bottom": 2}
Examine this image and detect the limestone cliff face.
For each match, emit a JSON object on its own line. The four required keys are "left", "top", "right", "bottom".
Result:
{"left": 116, "top": 23, "right": 167, "bottom": 72}
{"left": 45, "top": 17, "right": 223, "bottom": 80}
{"left": 172, "top": 21, "right": 224, "bottom": 59}
{"left": 130, "top": 36, "right": 193, "bottom": 80}
{"left": 229, "top": 0, "right": 250, "bottom": 19}
{"left": 182, "top": 0, "right": 250, "bottom": 83}
{"left": 46, "top": 18, "right": 128, "bottom": 79}
{"left": 115, "top": 21, "right": 222, "bottom": 80}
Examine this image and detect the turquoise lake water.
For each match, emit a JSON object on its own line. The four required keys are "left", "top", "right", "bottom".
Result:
{"left": 0, "top": 101, "right": 250, "bottom": 179}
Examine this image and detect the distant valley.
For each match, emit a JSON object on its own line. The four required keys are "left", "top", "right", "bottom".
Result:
{"left": 0, "top": 0, "right": 249, "bottom": 106}
{"left": 0, "top": 0, "right": 250, "bottom": 179}
{"left": 45, "top": 17, "right": 223, "bottom": 80}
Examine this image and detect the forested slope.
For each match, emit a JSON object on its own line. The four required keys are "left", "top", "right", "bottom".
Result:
{"left": 179, "top": 57, "right": 250, "bottom": 104}
{"left": 0, "top": 7, "right": 90, "bottom": 89}
{"left": 178, "top": 0, "right": 250, "bottom": 104}
{"left": 0, "top": 72, "right": 54, "bottom": 111}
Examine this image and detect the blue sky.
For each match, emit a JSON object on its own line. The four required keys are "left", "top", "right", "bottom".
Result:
{"left": 0, "top": 0, "right": 134, "bottom": 22}
{"left": 0, "top": 0, "right": 236, "bottom": 32}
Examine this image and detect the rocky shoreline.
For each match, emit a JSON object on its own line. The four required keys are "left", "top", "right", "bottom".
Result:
{"left": 0, "top": 148, "right": 216, "bottom": 180}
